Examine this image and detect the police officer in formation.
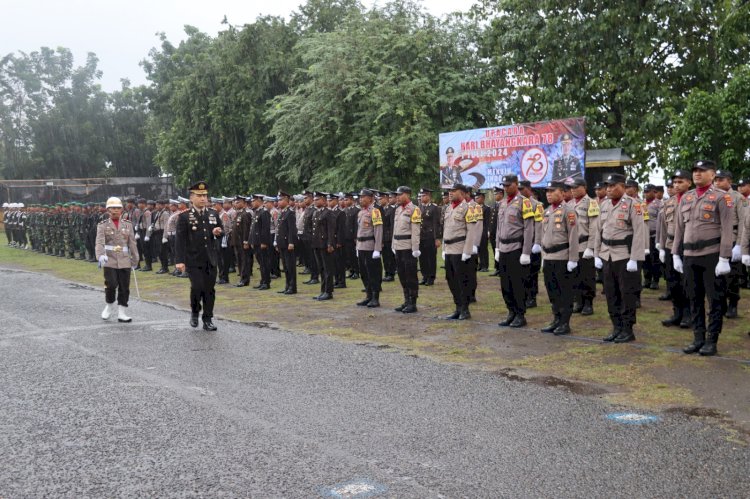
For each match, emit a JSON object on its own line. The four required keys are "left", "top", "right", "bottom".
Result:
{"left": 568, "top": 177, "right": 599, "bottom": 315}
{"left": 418, "top": 188, "right": 441, "bottom": 286}
{"left": 355, "top": 188, "right": 384, "bottom": 308}
{"left": 311, "top": 192, "right": 336, "bottom": 300}
{"left": 392, "top": 186, "right": 422, "bottom": 313}
{"left": 275, "top": 191, "right": 297, "bottom": 295}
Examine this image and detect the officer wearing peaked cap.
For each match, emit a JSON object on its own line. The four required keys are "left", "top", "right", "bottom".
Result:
{"left": 175, "top": 181, "right": 224, "bottom": 331}
{"left": 568, "top": 176, "right": 600, "bottom": 316}
{"left": 442, "top": 183, "right": 478, "bottom": 320}
{"left": 418, "top": 187, "right": 441, "bottom": 286}
{"left": 310, "top": 191, "right": 336, "bottom": 300}
{"left": 392, "top": 186, "right": 422, "bottom": 313}
{"left": 713, "top": 169, "right": 746, "bottom": 319}
{"left": 356, "top": 188, "right": 384, "bottom": 307}
{"left": 275, "top": 191, "right": 297, "bottom": 294}
{"left": 249, "top": 194, "right": 273, "bottom": 290}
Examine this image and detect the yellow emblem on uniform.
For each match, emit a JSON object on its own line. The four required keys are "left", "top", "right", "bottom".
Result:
{"left": 371, "top": 208, "right": 383, "bottom": 226}
{"left": 522, "top": 198, "right": 534, "bottom": 219}
{"left": 587, "top": 199, "right": 600, "bottom": 217}
{"left": 465, "top": 206, "right": 475, "bottom": 223}
{"left": 534, "top": 203, "right": 543, "bottom": 222}
{"left": 113, "top": 245, "right": 122, "bottom": 252}
{"left": 474, "top": 205, "right": 484, "bottom": 221}
{"left": 410, "top": 207, "right": 422, "bottom": 224}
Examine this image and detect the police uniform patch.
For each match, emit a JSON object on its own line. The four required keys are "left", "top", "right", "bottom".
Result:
{"left": 635, "top": 203, "right": 643, "bottom": 216}
{"left": 371, "top": 208, "right": 383, "bottom": 226}
{"left": 567, "top": 212, "right": 576, "bottom": 226}
{"left": 703, "top": 213, "right": 711, "bottom": 219}
{"left": 522, "top": 199, "right": 534, "bottom": 219}
{"left": 724, "top": 194, "right": 733, "bottom": 208}
{"left": 465, "top": 206, "right": 476, "bottom": 223}
{"left": 587, "top": 199, "right": 600, "bottom": 217}
{"left": 534, "top": 203, "right": 543, "bottom": 222}
{"left": 411, "top": 207, "right": 422, "bottom": 224}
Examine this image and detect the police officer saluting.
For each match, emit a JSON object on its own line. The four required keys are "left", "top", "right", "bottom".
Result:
{"left": 593, "top": 173, "right": 646, "bottom": 343}
{"left": 540, "top": 182, "right": 579, "bottom": 335}
{"left": 96, "top": 197, "right": 139, "bottom": 323}
{"left": 392, "top": 186, "right": 422, "bottom": 313}
{"left": 175, "top": 181, "right": 224, "bottom": 331}
{"left": 672, "top": 160, "right": 734, "bottom": 356}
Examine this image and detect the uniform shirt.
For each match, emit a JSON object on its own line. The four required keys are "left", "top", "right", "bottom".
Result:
{"left": 541, "top": 202, "right": 579, "bottom": 261}
{"left": 250, "top": 207, "right": 272, "bottom": 247}
{"left": 175, "top": 207, "right": 223, "bottom": 268}
{"left": 657, "top": 195, "right": 680, "bottom": 252}
{"left": 646, "top": 199, "right": 660, "bottom": 236}
{"left": 166, "top": 210, "right": 182, "bottom": 236}
{"left": 467, "top": 200, "right": 485, "bottom": 248}
{"left": 527, "top": 196, "right": 544, "bottom": 246}
{"left": 392, "top": 201, "right": 421, "bottom": 252}
{"left": 154, "top": 209, "right": 170, "bottom": 231}
{"left": 275, "top": 207, "right": 297, "bottom": 248}
{"left": 594, "top": 195, "right": 647, "bottom": 262}
{"left": 495, "top": 194, "right": 535, "bottom": 254}
{"left": 571, "top": 195, "right": 600, "bottom": 252}
{"left": 442, "top": 199, "right": 478, "bottom": 256}
{"left": 672, "top": 186, "right": 734, "bottom": 258}
{"left": 232, "top": 208, "right": 251, "bottom": 247}
{"left": 95, "top": 218, "right": 139, "bottom": 269}
{"left": 302, "top": 205, "right": 316, "bottom": 241}
{"left": 633, "top": 196, "right": 650, "bottom": 251}
{"left": 382, "top": 203, "right": 395, "bottom": 242}
{"left": 310, "top": 207, "right": 336, "bottom": 249}
{"left": 137, "top": 209, "right": 151, "bottom": 234}
{"left": 295, "top": 206, "right": 306, "bottom": 235}
{"left": 741, "top": 203, "right": 750, "bottom": 257}
{"left": 724, "top": 189, "right": 746, "bottom": 244}
{"left": 419, "top": 203, "right": 441, "bottom": 241}
{"left": 356, "top": 206, "right": 383, "bottom": 252}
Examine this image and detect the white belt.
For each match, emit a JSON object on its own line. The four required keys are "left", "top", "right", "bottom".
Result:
{"left": 105, "top": 245, "right": 129, "bottom": 254}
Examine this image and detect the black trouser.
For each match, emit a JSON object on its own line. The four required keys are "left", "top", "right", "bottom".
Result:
{"left": 314, "top": 247, "right": 334, "bottom": 294}
{"left": 305, "top": 240, "right": 319, "bottom": 279}
{"left": 188, "top": 265, "right": 217, "bottom": 319}
{"left": 489, "top": 235, "right": 498, "bottom": 270}
{"left": 643, "top": 235, "right": 661, "bottom": 285}
{"left": 664, "top": 249, "right": 688, "bottom": 312}
{"left": 419, "top": 239, "right": 437, "bottom": 281}
{"left": 524, "top": 251, "right": 541, "bottom": 302}
{"left": 334, "top": 246, "right": 347, "bottom": 285}
{"left": 138, "top": 235, "right": 150, "bottom": 265}
{"left": 234, "top": 245, "right": 250, "bottom": 283}
{"left": 395, "top": 249, "right": 419, "bottom": 299}
{"left": 544, "top": 260, "right": 573, "bottom": 325}
{"left": 500, "top": 249, "right": 528, "bottom": 316}
{"left": 270, "top": 238, "right": 280, "bottom": 275}
{"left": 344, "top": 239, "right": 356, "bottom": 273}
{"left": 573, "top": 252, "right": 596, "bottom": 305}
{"left": 168, "top": 235, "right": 177, "bottom": 266}
{"left": 382, "top": 240, "right": 396, "bottom": 275}
{"left": 255, "top": 245, "right": 271, "bottom": 285}
{"left": 219, "top": 245, "right": 232, "bottom": 281}
{"left": 103, "top": 267, "right": 131, "bottom": 306}
{"left": 602, "top": 257, "right": 639, "bottom": 329}
{"left": 478, "top": 236, "right": 489, "bottom": 269}
{"left": 358, "top": 250, "right": 383, "bottom": 294}
{"left": 151, "top": 230, "right": 167, "bottom": 269}
{"left": 684, "top": 253, "right": 726, "bottom": 335}
{"left": 727, "top": 260, "right": 742, "bottom": 307}
{"left": 445, "top": 253, "right": 472, "bottom": 309}
{"left": 468, "top": 255, "right": 478, "bottom": 299}
{"left": 280, "top": 247, "right": 297, "bottom": 291}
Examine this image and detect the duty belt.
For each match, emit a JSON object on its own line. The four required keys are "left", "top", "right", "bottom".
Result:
{"left": 104, "top": 245, "right": 129, "bottom": 254}
{"left": 543, "top": 242, "right": 569, "bottom": 253}
{"left": 683, "top": 237, "right": 721, "bottom": 251}
{"left": 357, "top": 236, "right": 375, "bottom": 242}
{"left": 393, "top": 234, "right": 411, "bottom": 240}
{"left": 444, "top": 236, "right": 466, "bottom": 245}
{"left": 500, "top": 236, "right": 523, "bottom": 245}
{"left": 578, "top": 235, "right": 589, "bottom": 244}
{"left": 602, "top": 235, "right": 632, "bottom": 247}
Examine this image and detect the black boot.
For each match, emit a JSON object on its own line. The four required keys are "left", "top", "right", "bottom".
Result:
{"left": 401, "top": 295, "right": 417, "bottom": 313}
{"left": 658, "top": 292, "right": 672, "bottom": 301}
{"left": 509, "top": 314, "right": 527, "bottom": 328}
{"left": 553, "top": 323, "right": 571, "bottom": 335}
{"left": 725, "top": 304, "right": 738, "bottom": 319}
{"left": 190, "top": 313, "right": 199, "bottom": 328}
{"left": 683, "top": 330, "right": 705, "bottom": 354}
{"left": 572, "top": 301, "right": 583, "bottom": 314}
{"left": 661, "top": 308, "right": 682, "bottom": 327}
{"left": 357, "top": 292, "right": 372, "bottom": 306}
{"left": 498, "top": 313, "right": 516, "bottom": 327}
{"left": 458, "top": 306, "right": 471, "bottom": 320}
{"left": 367, "top": 291, "right": 380, "bottom": 308}
{"left": 603, "top": 318, "right": 621, "bottom": 342}
{"left": 698, "top": 332, "right": 718, "bottom": 356}
{"left": 444, "top": 308, "right": 461, "bottom": 320}
{"left": 614, "top": 325, "right": 635, "bottom": 343}
{"left": 394, "top": 290, "right": 408, "bottom": 312}
{"left": 679, "top": 308, "right": 691, "bottom": 328}
{"left": 541, "top": 317, "right": 560, "bottom": 333}
{"left": 580, "top": 300, "right": 594, "bottom": 316}
{"left": 202, "top": 318, "right": 217, "bottom": 331}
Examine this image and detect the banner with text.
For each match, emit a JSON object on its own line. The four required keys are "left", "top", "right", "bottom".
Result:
{"left": 438, "top": 118, "right": 586, "bottom": 190}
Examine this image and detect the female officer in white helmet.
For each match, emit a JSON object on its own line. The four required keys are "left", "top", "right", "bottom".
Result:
{"left": 95, "top": 197, "right": 139, "bottom": 322}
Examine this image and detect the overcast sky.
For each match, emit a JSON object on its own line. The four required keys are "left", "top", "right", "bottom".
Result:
{"left": 2, "top": 0, "right": 476, "bottom": 91}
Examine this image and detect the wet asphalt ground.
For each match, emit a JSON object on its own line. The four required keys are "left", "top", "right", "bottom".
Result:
{"left": 0, "top": 268, "right": 748, "bottom": 498}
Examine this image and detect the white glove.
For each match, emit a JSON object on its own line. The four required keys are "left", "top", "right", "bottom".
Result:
{"left": 461, "top": 253, "right": 471, "bottom": 261}
{"left": 144, "top": 236, "right": 150, "bottom": 242}
{"left": 532, "top": 244, "right": 542, "bottom": 254}
{"left": 731, "top": 244, "right": 741, "bottom": 262}
{"left": 372, "top": 250, "right": 380, "bottom": 259}
{"left": 644, "top": 248, "right": 650, "bottom": 256}
{"left": 494, "top": 248, "right": 500, "bottom": 261}
{"left": 655, "top": 242, "right": 661, "bottom": 251}
{"left": 471, "top": 245, "right": 478, "bottom": 255}
{"left": 673, "top": 255, "right": 683, "bottom": 274}
{"left": 519, "top": 253, "right": 531, "bottom": 265}
{"left": 273, "top": 240, "right": 277, "bottom": 247}
{"left": 135, "top": 233, "right": 140, "bottom": 240}
{"left": 715, "top": 257, "right": 731, "bottom": 276}
{"left": 162, "top": 237, "right": 168, "bottom": 244}
{"left": 412, "top": 250, "right": 421, "bottom": 258}
{"left": 742, "top": 254, "right": 750, "bottom": 266}
{"left": 567, "top": 260, "right": 578, "bottom": 272}
{"left": 582, "top": 248, "right": 594, "bottom": 259}
{"left": 442, "top": 251, "right": 446, "bottom": 260}
{"left": 594, "top": 257, "right": 603, "bottom": 269}
{"left": 356, "top": 249, "right": 359, "bottom": 258}
{"left": 659, "top": 249, "right": 666, "bottom": 264}
{"left": 626, "top": 259, "right": 638, "bottom": 272}
{"left": 98, "top": 255, "right": 108, "bottom": 266}
{"left": 392, "top": 247, "right": 396, "bottom": 254}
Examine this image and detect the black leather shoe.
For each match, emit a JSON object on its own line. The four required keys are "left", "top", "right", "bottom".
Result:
{"left": 419, "top": 279, "right": 428, "bottom": 285}
{"left": 683, "top": 333, "right": 705, "bottom": 354}
{"left": 317, "top": 292, "right": 333, "bottom": 301}
{"left": 357, "top": 296, "right": 372, "bottom": 306}
{"left": 458, "top": 309, "right": 471, "bottom": 320}
{"left": 202, "top": 319, "right": 217, "bottom": 331}
{"left": 662, "top": 314, "right": 681, "bottom": 327}
{"left": 383, "top": 275, "right": 395, "bottom": 282}
{"left": 509, "top": 315, "right": 527, "bottom": 328}
{"left": 334, "top": 283, "right": 346, "bottom": 289}
{"left": 679, "top": 316, "right": 691, "bottom": 328}
{"left": 218, "top": 279, "right": 229, "bottom": 284}
{"left": 726, "top": 305, "right": 738, "bottom": 318}
{"left": 299, "top": 269, "right": 311, "bottom": 275}
{"left": 304, "top": 278, "right": 319, "bottom": 285}
{"left": 284, "top": 289, "right": 297, "bottom": 295}
{"left": 698, "top": 342, "right": 717, "bottom": 356}
{"left": 394, "top": 303, "right": 407, "bottom": 312}
{"left": 190, "top": 314, "right": 199, "bottom": 328}
{"left": 581, "top": 304, "right": 593, "bottom": 315}
{"left": 553, "top": 324, "right": 571, "bottom": 335}
{"left": 401, "top": 303, "right": 417, "bottom": 313}
{"left": 490, "top": 269, "right": 501, "bottom": 277}
{"left": 444, "top": 310, "right": 461, "bottom": 320}
{"left": 525, "top": 298, "right": 537, "bottom": 309}
{"left": 155, "top": 268, "right": 168, "bottom": 274}
{"left": 253, "top": 283, "right": 262, "bottom": 289}
{"left": 277, "top": 288, "right": 288, "bottom": 294}
{"left": 498, "top": 314, "right": 516, "bottom": 327}
{"left": 235, "top": 281, "right": 248, "bottom": 287}
{"left": 572, "top": 303, "right": 583, "bottom": 314}
{"left": 478, "top": 267, "right": 489, "bottom": 272}
{"left": 349, "top": 273, "right": 359, "bottom": 280}
{"left": 613, "top": 329, "right": 635, "bottom": 343}
{"left": 658, "top": 293, "right": 671, "bottom": 301}
{"left": 649, "top": 282, "right": 659, "bottom": 290}
{"left": 603, "top": 329, "right": 620, "bottom": 342}
{"left": 257, "top": 284, "right": 270, "bottom": 290}
{"left": 541, "top": 321, "right": 559, "bottom": 333}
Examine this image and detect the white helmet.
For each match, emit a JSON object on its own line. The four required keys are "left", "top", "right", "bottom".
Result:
{"left": 106, "top": 197, "right": 123, "bottom": 209}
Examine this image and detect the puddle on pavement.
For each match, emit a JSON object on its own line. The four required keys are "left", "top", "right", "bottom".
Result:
{"left": 492, "top": 368, "right": 608, "bottom": 396}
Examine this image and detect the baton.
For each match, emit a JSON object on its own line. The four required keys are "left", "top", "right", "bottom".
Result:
{"left": 131, "top": 266, "right": 141, "bottom": 299}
